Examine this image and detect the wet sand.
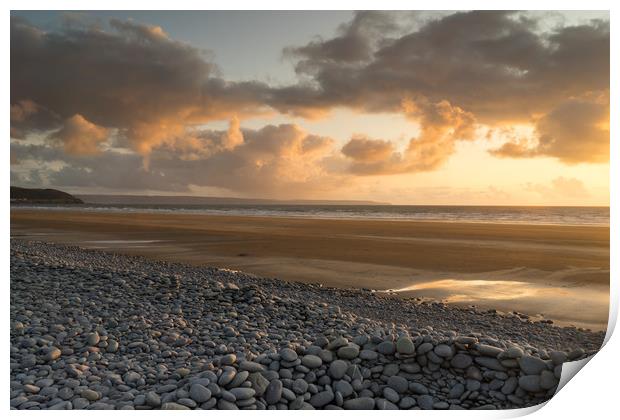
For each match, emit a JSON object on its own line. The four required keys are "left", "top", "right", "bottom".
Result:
{"left": 10, "top": 209, "right": 610, "bottom": 330}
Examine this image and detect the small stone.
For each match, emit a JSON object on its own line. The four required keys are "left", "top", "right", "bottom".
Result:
{"left": 519, "top": 356, "right": 547, "bottom": 375}
{"left": 292, "top": 378, "right": 308, "bottom": 394}
{"left": 145, "top": 391, "right": 161, "bottom": 407}
{"left": 501, "top": 377, "right": 518, "bottom": 395}
{"left": 329, "top": 360, "right": 348, "bottom": 379}
{"left": 177, "top": 367, "right": 191, "bottom": 377}
{"left": 417, "top": 395, "right": 434, "bottom": 410}
{"left": 360, "top": 349, "right": 378, "bottom": 360}
{"left": 409, "top": 382, "right": 429, "bottom": 395}
{"left": 451, "top": 353, "right": 473, "bottom": 369}
{"left": 265, "top": 379, "right": 283, "bottom": 405}
{"left": 377, "top": 341, "right": 396, "bottom": 355}
{"left": 249, "top": 372, "right": 269, "bottom": 397}
{"left": 518, "top": 375, "right": 542, "bottom": 393}
{"left": 540, "top": 370, "right": 558, "bottom": 390}
{"left": 87, "top": 332, "right": 100, "bottom": 346}
{"left": 230, "top": 387, "right": 255, "bottom": 400}
{"left": 162, "top": 402, "right": 190, "bottom": 410}
{"left": 239, "top": 361, "right": 264, "bottom": 373}
{"left": 417, "top": 342, "right": 434, "bottom": 354}
{"left": 396, "top": 337, "right": 415, "bottom": 354}
{"left": 550, "top": 351, "right": 568, "bottom": 365}
{"left": 310, "top": 390, "right": 334, "bottom": 408}
{"left": 343, "top": 397, "right": 375, "bottom": 410}
{"left": 301, "top": 354, "right": 323, "bottom": 368}
{"left": 502, "top": 346, "right": 524, "bottom": 359}
{"left": 387, "top": 376, "right": 408, "bottom": 394}
{"left": 434, "top": 344, "right": 453, "bottom": 358}
{"left": 21, "top": 354, "right": 37, "bottom": 368}
{"left": 106, "top": 339, "right": 119, "bottom": 353}
{"left": 81, "top": 389, "right": 100, "bottom": 401}
{"left": 337, "top": 345, "right": 359, "bottom": 360}
{"left": 448, "top": 383, "right": 465, "bottom": 399}
{"left": 23, "top": 384, "right": 40, "bottom": 394}
{"left": 45, "top": 347, "right": 62, "bottom": 362}
{"left": 477, "top": 344, "right": 503, "bottom": 357}
{"left": 218, "top": 369, "right": 236, "bottom": 386}
{"left": 220, "top": 354, "right": 236, "bottom": 365}
{"left": 190, "top": 383, "right": 212, "bottom": 403}
{"left": 280, "top": 348, "right": 298, "bottom": 362}
{"left": 383, "top": 387, "right": 400, "bottom": 403}
{"left": 73, "top": 398, "right": 89, "bottom": 409}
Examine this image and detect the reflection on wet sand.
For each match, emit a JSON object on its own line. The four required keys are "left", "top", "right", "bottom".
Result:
{"left": 388, "top": 279, "right": 609, "bottom": 331}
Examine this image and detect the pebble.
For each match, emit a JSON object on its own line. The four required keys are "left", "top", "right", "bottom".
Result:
{"left": 418, "top": 395, "right": 434, "bottom": 410}
{"left": 343, "top": 397, "right": 375, "bottom": 410}
{"left": 337, "top": 345, "right": 359, "bottom": 359}
{"left": 519, "top": 356, "right": 547, "bottom": 375}
{"left": 434, "top": 344, "right": 453, "bottom": 358}
{"left": 377, "top": 341, "right": 396, "bottom": 355}
{"left": 162, "top": 402, "right": 191, "bottom": 410}
{"left": 310, "top": 390, "right": 335, "bottom": 408}
{"left": 81, "top": 389, "right": 100, "bottom": 401}
{"left": 265, "top": 379, "right": 283, "bottom": 405}
{"left": 451, "top": 353, "right": 473, "bottom": 369}
{"left": 301, "top": 355, "right": 323, "bottom": 368}
{"left": 396, "top": 337, "right": 415, "bottom": 354}
{"left": 280, "top": 348, "right": 298, "bottom": 362}
{"left": 190, "top": 384, "right": 212, "bottom": 403}
{"left": 329, "top": 360, "right": 348, "bottom": 379}
{"left": 45, "top": 347, "right": 61, "bottom": 362}
{"left": 8, "top": 241, "right": 599, "bottom": 411}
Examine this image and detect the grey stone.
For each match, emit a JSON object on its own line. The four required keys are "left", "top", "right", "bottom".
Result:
{"left": 265, "top": 379, "right": 283, "bottom": 405}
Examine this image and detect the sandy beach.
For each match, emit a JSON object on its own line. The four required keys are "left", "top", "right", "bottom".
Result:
{"left": 11, "top": 209, "right": 609, "bottom": 330}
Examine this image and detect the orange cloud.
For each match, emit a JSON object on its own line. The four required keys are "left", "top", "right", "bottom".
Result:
{"left": 490, "top": 97, "right": 609, "bottom": 163}
{"left": 342, "top": 98, "right": 477, "bottom": 175}
{"left": 48, "top": 114, "right": 109, "bottom": 156}
{"left": 342, "top": 136, "right": 395, "bottom": 162}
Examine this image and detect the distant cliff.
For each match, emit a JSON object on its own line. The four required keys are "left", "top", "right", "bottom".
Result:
{"left": 10, "top": 187, "right": 84, "bottom": 204}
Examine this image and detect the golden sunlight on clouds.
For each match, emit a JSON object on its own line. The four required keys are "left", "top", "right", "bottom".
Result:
{"left": 10, "top": 11, "right": 609, "bottom": 203}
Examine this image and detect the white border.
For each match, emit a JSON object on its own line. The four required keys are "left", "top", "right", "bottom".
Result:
{"left": 3, "top": 1, "right": 617, "bottom": 419}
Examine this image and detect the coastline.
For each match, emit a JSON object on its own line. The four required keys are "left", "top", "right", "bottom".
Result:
{"left": 9, "top": 204, "right": 611, "bottom": 227}
{"left": 11, "top": 208, "right": 610, "bottom": 330}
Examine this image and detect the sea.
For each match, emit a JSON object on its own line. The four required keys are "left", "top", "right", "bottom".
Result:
{"left": 11, "top": 204, "right": 610, "bottom": 227}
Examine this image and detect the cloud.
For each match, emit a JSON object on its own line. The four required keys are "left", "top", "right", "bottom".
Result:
{"left": 341, "top": 136, "right": 395, "bottom": 162}
{"left": 10, "top": 11, "right": 609, "bottom": 196}
{"left": 341, "top": 98, "right": 477, "bottom": 175}
{"left": 48, "top": 114, "right": 109, "bottom": 156}
{"left": 277, "top": 11, "right": 609, "bottom": 165}
{"left": 525, "top": 176, "right": 590, "bottom": 199}
{"left": 490, "top": 98, "right": 609, "bottom": 163}
{"left": 279, "top": 11, "right": 609, "bottom": 117}
{"left": 10, "top": 99, "right": 60, "bottom": 139}
{"left": 10, "top": 16, "right": 272, "bottom": 156}
{"left": 11, "top": 123, "right": 342, "bottom": 197}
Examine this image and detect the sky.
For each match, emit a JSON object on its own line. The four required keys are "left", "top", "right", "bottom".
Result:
{"left": 10, "top": 11, "right": 610, "bottom": 205}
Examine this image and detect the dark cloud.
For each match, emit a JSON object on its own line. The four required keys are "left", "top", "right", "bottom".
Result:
{"left": 280, "top": 11, "right": 609, "bottom": 121}
{"left": 10, "top": 16, "right": 272, "bottom": 155}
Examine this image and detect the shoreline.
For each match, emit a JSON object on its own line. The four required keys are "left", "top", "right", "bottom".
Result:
{"left": 11, "top": 208, "right": 610, "bottom": 331}
{"left": 10, "top": 204, "right": 610, "bottom": 227}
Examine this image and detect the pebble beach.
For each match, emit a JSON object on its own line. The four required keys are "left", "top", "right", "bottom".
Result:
{"left": 10, "top": 240, "right": 605, "bottom": 410}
